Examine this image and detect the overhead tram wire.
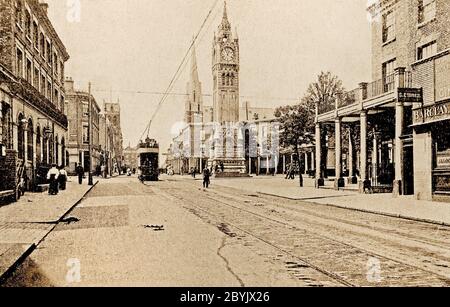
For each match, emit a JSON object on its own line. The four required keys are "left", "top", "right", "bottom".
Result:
{"left": 139, "top": 0, "right": 221, "bottom": 141}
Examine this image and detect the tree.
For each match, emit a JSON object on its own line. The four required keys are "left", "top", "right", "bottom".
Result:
{"left": 303, "top": 71, "right": 348, "bottom": 178}
{"left": 274, "top": 100, "right": 315, "bottom": 174}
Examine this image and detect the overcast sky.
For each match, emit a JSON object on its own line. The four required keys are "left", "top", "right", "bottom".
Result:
{"left": 46, "top": 0, "right": 372, "bottom": 152}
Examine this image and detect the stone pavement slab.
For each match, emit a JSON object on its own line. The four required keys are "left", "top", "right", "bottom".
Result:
{"left": 0, "top": 177, "right": 97, "bottom": 283}
{"left": 212, "top": 176, "right": 450, "bottom": 226}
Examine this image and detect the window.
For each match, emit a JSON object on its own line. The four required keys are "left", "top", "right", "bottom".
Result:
{"left": 47, "top": 80, "right": 51, "bottom": 100}
{"left": 15, "top": 1, "right": 23, "bottom": 28}
{"left": 33, "top": 21, "right": 38, "bottom": 49}
{"left": 382, "top": 11, "right": 395, "bottom": 43}
{"left": 26, "top": 58, "right": 32, "bottom": 83}
{"left": 83, "top": 125, "right": 89, "bottom": 144}
{"left": 382, "top": 59, "right": 396, "bottom": 92}
{"left": 418, "top": 40, "right": 437, "bottom": 60}
{"left": 27, "top": 119, "right": 33, "bottom": 161}
{"left": 25, "top": 10, "right": 31, "bottom": 38}
{"left": 54, "top": 89, "right": 58, "bottom": 105}
{"left": 16, "top": 48, "right": 23, "bottom": 77}
{"left": 40, "top": 33, "right": 45, "bottom": 56}
{"left": 17, "top": 114, "right": 25, "bottom": 160}
{"left": 82, "top": 102, "right": 89, "bottom": 117}
{"left": 34, "top": 67, "right": 39, "bottom": 88}
{"left": 47, "top": 41, "right": 51, "bottom": 64}
{"left": 41, "top": 74, "right": 46, "bottom": 94}
{"left": 419, "top": 0, "right": 436, "bottom": 24}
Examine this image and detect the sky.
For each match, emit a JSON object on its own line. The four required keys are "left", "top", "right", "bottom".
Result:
{"left": 45, "top": 0, "right": 372, "bottom": 152}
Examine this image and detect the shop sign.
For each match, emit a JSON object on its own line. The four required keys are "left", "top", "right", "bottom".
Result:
{"left": 413, "top": 100, "right": 450, "bottom": 125}
{"left": 398, "top": 88, "right": 423, "bottom": 103}
{"left": 437, "top": 152, "right": 450, "bottom": 169}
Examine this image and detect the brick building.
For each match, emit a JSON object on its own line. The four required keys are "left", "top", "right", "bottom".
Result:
{"left": 0, "top": 0, "right": 69, "bottom": 197}
{"left": 64, "top": 78, "right": 101, "bottom": 175}
{"left": 315, "top": 0, "right": 450, "bottom": 202}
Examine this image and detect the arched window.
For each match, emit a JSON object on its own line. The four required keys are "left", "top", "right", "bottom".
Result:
{"left": 36, "top": 126, "right": 41, "bottom": 164}
{"left": 27, "top": 118, "right": 33, "bottom": 161}
{"left": 230, "top": 73, "right": 234, "bottom": 86}
{"left": 226, "top": 73, "right": 230, "bottom": 86}
{"left": 55, "top": 135, "right": 59, "bottom": 166}
{"left": 49, "top": 135, "right": 54, "bottom": 165}
{"left": 17, "top": 113, "right": 25, "bottom": 160}
{"left": 222, "top": 73, "right": 226, "bottom": 86}
{"left": 61, "top": 137, "right": 66, "bottom": 167}
{"left": 43, "top": 133, "right": 48, "bottom": 165}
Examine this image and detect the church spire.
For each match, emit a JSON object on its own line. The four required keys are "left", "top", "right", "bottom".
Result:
{"left": 190, "top": 40, "right": 200, "bottom": 85}
{"left": 219, "top": 1, "right": 231, "bottom": 33}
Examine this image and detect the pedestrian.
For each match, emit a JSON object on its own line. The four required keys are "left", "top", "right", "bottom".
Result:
{"left": 220, "top": 162, "right": 225, "bottom": 173}
{"left": 285, "top": 164, "right": 291, "bottom": 179}
{"left": 101, "top": 164, "right": 107, "bottom": 178}
{"left": 47, "top": 164, "right": 60, "bottom": 195}
{"left": 203, "top": 167, "right": 211, "bottom": 189}
{"left": 76, "top": 163, "right": 84, "bottom": 185}
{"left": 58, "top": 166, "right": 68, "bottom": 191}
{"left": 289, "top": 164, "right": 295, "bottom": 180}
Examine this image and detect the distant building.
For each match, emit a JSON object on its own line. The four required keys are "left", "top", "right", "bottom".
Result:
{"left": 104, "top": 102, "right": 124, "bottom": 171}
{"left": 64, "top": 78, "right": 101, "bottom": 174}
{"left": 99, "top": 112, "right": 116, "bottom": 177}
{"left": 123, "top": 145, "right": 138, "bottom": 170}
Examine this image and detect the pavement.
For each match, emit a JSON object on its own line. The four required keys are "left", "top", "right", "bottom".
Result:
{"left": 0, "top": 177, "right": 98, "bottom": 283}
{"left": 199, "top": 175, "right": 450, "bottom": 226}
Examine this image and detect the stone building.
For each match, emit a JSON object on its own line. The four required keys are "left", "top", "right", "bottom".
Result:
{"left": 99, "top": 112, "right": 116, "bottom": 177}
{"left": 123, "top": 145, "right": 138, "bottom": 171}
{"left": 64, "top": 78, "right": 101, "bottom": 175}
{"left": 0, "top": 0, "right": 69, "bottom": 197}
{"left": 315, "top": 0, "right": 450, "bottom": 202}
{"left": 104, "top": 102, "right": 124, "bottom": 172}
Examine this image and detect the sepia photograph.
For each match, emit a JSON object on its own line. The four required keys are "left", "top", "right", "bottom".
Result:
{"left": 0, "top": 0, "right": 449, "bottom": 292}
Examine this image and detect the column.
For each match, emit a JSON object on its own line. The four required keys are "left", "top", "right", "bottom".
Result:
{"left": 199, "top": 157, "right": 203, "bottom": 173}
{"left": 334, "top": 117, "right": 344, "bottom": 190}
{"left": 283, "top": 154, "right": 286, "bottom": 174}
{"left": 315, "top": 123, "right": 324, "bottom": 187}
{"left": 348, "top": 127, "right": 356, "bottom": 184}
{"left": 266, "top": 156, "right": 269, "bottom": 175}
{"left": 257, "top": 156, "right": 261, "bottom": 176}
{"left": 81, "top": 151, "right": 85, "bottom": 168}
{"left": 311, "top": 151, "right": 315, "bottom": 177}
{"left": 393, "top": 101, "right": 404, "bottom": 196}
{"left": 248, "top": 157, "right": 252, "bottom": 175}
{"left": 359, "top": 111, "right": 368, "bottom": 193}
{"left": 304, "top": 152, "right": 309, "bottom": 175}
{"left": 372, "top": 131, "right": 379, "bottom": 186}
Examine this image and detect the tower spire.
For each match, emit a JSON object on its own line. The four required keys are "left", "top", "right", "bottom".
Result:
{"left": 190, "top": 39, "right": 200, "bottom": 84}
{"left": 219, "top": 1, "right": 231, "bottom": 32}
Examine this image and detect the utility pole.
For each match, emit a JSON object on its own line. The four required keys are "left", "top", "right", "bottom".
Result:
{"left": 88, "top": 82, "right": 94, "bottom": 186}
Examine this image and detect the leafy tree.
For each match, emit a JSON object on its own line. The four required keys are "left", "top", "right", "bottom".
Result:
{"left": 276, "top": 72, "right": 349, "bottom": 179}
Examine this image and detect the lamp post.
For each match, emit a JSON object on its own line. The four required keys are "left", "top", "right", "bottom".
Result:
{"left": 88, "top": 82, "right": 93, "bottom": 186}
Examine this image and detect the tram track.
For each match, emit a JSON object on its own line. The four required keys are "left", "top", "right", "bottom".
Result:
{"left": 153, "top": 180, "right": 450, "bottom": 287}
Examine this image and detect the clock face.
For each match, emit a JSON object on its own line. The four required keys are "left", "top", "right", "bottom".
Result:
{"left": 221, "top": 47, "right": 234, "bottom": 62}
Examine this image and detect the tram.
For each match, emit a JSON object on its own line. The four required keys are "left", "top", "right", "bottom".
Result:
{"left": 137, "top": 137, "right": 159, "bottom": 182}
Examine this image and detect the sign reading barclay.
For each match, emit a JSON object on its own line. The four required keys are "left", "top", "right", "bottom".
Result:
{"left": 413, "top": 100, "right": 450, "bottom": 125}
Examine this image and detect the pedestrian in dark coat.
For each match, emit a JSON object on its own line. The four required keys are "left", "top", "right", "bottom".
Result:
{"left": 203, "top": 167, "right": 211, "bottom": 189}
{"left": 58, "top": 166, "right": 68, "bottom": 191}
{"left": 76, "top": 163, "right": 84, "bottom": 185}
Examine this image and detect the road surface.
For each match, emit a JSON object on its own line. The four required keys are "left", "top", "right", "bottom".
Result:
{"left": 2, "top": 175, "right": 450, "bottom": 287}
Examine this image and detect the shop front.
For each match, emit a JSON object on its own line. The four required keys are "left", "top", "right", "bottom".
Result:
{"left": 413, "top": 100, "right": 450, "bottom": 202}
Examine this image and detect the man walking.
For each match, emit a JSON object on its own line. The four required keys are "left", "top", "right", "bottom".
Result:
{"left": 76, "top": 163, "right": 84, "bottom": 185}
{"left": 203, "top": 167, "right": 211, "bottom": 189}
{"left": 58, "top": 166, "right": 68, "bottom": 191}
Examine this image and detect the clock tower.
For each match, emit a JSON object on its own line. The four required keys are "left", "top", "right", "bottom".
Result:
{"left": 208, "top": 1, "right": 247, "bottom": 177}
{"left": 212, "top": 1, "right": 239, "bottom": 124}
